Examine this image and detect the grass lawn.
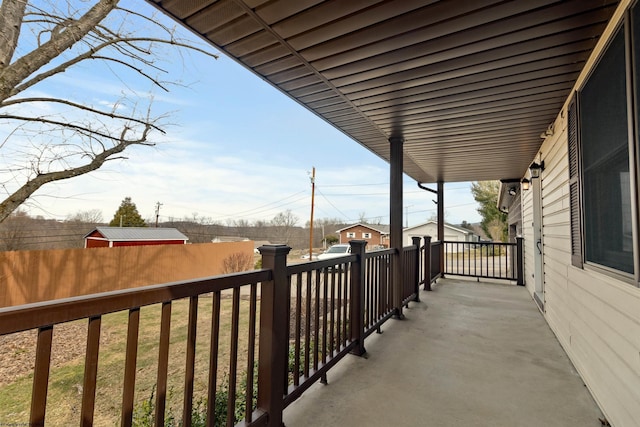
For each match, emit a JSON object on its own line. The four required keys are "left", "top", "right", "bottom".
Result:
{"left": 0, "top": 294, "right": 257, "bottom": 426}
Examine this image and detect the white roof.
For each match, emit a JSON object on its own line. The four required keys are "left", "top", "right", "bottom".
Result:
{"left": 86, "top": 227, "right": 188, "bottom": 241}
{"left": 403, "top": 221, "right": 474, "bottom": 236}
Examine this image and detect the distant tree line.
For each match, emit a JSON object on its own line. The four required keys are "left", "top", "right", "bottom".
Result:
{"left": 0, "top": 209, "right": 103, "bottom": 251}
{"left": 0, "top": 208, "right": 350, "bottom": 252}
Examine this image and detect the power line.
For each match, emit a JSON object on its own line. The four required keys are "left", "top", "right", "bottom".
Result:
{"left": 316, "top": 188, "right": 350, "bottom": 220}
{"left": 320, "top": 182, "right": 388, "bottom": 188}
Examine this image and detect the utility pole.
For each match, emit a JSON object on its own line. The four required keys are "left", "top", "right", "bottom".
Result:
{"left": 155, "top": 201, "right": 163, "bottom": 227}
{"left": 405, "top": 204, "right": 413, "bottom": 228}
{"left": 309, "top": 167, "right": 316, "bottom": 261}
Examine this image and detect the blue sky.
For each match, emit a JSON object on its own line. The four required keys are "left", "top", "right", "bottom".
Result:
{"left": 0, "top": 0, "right": 482, "bottom": 227}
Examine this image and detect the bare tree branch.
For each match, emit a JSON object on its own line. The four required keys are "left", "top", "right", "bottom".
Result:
{"left": 0, "top": 124, "right": 153, "bottom": 222}
{"left": 0, "top": 113, "right": 164, "bottom": 140}
{"left": 0, "top": 0, "right": 118, "bottom": 101}
{"left": 0, "top": 96, "right": 166, "bottom": 130}
{"left": 0, "top": 0, "right": 218, "bottom": 223}
{"left": 11, "top": 36, "right": 216, "bottom": 98}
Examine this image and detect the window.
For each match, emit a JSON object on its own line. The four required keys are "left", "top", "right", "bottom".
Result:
{"left": 580, "top": 28, "right": 633, "bottom": 274}
{"left": 362, "top": 232, "right": 372, "bottom": 239}
{"left": 346, "top": 232, "right": 356, "bottom": 238}
{"left": 571, "top": 13, "right": 639, "bottom": 278}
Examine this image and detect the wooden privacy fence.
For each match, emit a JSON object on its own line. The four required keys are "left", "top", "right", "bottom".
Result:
{"left": 0, "top": 241, "right": 254, "bottom": 307}
{"left": 0, "top": 239, "right": 430, "bottom": 427}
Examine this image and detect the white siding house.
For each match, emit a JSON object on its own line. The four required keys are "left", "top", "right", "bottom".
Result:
{"left": 518, "top": 2, "right": 640, "bottom": 425}
{"left": 403, "top": 221, "right": 478, "bottom": 252}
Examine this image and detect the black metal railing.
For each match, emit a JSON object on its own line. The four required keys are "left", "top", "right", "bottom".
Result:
{"left": 430, "top": 240, "right": 443, "bottom": 284}
{"left": 402, "top": 239, "right": 420, "bottom": 305}
{"left": 418, "top": 237, "right": 443, "bottom": 291}
{"left": 283, "top": 253, "right": 358, "bottom": 408}
{"left": 441, "top": 238, "right": 524, "bottom": 284}
{"left": 363, "top": 248, "right": 394, "bottom": 336}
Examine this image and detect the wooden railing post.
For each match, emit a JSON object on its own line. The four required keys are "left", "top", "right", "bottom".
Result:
{"left": 412, "top": 237, "right": 421, "bottom": 302}
{"left": 423, "top": 236, "right": 432, "bottom": 291}
{"left": 257, "top": 244, "right": 291, "bottom": 427}
{"left": 516, "top": 237, "right": 525, "bottom": 286}
{"left": 349, "top": 240, "right": 367, "bottom": 356}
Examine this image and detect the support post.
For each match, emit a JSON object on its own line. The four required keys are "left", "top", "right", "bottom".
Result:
{"left": 423, "top": 235, "right": 432, "bottom": 291}
{"left": 349, "top": 240, "right": 367, "bottom": 356}
{"left": 412, "top": 236, "right": 421, "bottom": 302}
{"left": 257, "top": 244, "right": 291, "bottom": 427}
{"left": 516, "top": 237, "right": 525, "bottom": 286}
{"left": 437, "top": 181, "right": 445, "bottom": 278}
{"left": 389, "top": 136, "right": 404, "bottom": 319}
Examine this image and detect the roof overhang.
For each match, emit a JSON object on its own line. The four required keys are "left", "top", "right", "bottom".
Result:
{"left": 147, "top": 0, "right": 620, "bottom": 183}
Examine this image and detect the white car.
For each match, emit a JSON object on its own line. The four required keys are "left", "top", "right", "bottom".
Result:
{"left": 317, "top": 244, "right": 351, "bottom": 260}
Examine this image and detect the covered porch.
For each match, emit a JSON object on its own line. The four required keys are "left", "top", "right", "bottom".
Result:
{"left": 284, "top": 277, "right": 603, "bottom": 427}
{"left": 2, "top": 1, "right": 634, "bottom": 425}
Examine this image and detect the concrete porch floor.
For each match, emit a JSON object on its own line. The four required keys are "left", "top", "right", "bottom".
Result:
{"left": 283, "top": 278, "right": 604, "bottom": 427}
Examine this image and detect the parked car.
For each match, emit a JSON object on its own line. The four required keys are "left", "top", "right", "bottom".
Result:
{"left": 318, "top": 244, "right": 351, "bottom": 260}
{"left": 300, "top": 252, "right": 319, "bottom": 260}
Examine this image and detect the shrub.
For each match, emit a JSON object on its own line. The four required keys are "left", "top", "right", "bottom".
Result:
{"left": 133, "top": 371, "right": 258, "bottom": 427}
{"left": 222, "top": 252, "right": 254, "bottom": 273}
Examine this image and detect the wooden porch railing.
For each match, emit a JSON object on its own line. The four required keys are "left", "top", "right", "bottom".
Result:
{"left": 0, "top": 239, "right": 435, "bottom": 427}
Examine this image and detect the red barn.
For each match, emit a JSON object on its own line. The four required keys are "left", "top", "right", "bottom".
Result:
{"left": 84, "top": 227, "right": 188, "bottom": 248}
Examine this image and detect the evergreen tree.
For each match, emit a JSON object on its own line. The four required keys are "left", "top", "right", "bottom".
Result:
{"left": 109, "top": 197, "right": 146, "bottom": 227}
{"left": 470, "top": 181, "right": 507, "bottom": 242}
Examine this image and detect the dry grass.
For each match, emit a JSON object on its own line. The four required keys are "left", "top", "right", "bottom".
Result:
{"left": 0, "top": 294, "right": 256, "bottom": 426}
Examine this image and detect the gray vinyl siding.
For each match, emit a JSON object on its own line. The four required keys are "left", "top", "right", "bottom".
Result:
{"left": 524, "top": 91, "right": 640, "bottom": 426}
{"left": 521, "top": 185, "right": 535, "bottom": 295}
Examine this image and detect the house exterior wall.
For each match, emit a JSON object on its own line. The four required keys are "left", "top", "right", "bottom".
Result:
{"left": 338, "top": 225, "right": 386, "bottom": 247}
{"left": 403, "top": 222, "right": 474, "bottom": 252}
{"left": 521, "top": 3, "right": 640, "bottom": 424}
{"left": 507, "top": 191, "right": 522, "bottom": 243}
{"left": 86, "top": 238, "right": 109, "bottom": 248}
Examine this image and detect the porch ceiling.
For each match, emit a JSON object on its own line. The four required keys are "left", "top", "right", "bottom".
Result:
{"left": 147, "top": 0, "right": 619, "bottom": 183}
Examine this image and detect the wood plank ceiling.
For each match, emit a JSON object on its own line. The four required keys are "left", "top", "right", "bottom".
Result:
{"left": 147, "top": 0, "right": 619, "bottom": 183}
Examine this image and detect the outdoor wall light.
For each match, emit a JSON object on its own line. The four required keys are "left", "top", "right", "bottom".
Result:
{"left": 521, "top": 178, "right": 530, "bottom": 191}
{"left": 508, "top": 187, "right": 517, "bottom": 196}
{"left": 529, "top": 161, "right": 545, "bottom": 178}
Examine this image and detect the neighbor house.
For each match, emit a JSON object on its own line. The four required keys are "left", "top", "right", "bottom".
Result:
{"left": 403, "top": 221, "right": 478, "bottom": 251}
{"left": 335, "top": 223, "right": 389, "bottom": 248}
{"left": 84, "top": 227, "right": 188, "bottom": 248}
